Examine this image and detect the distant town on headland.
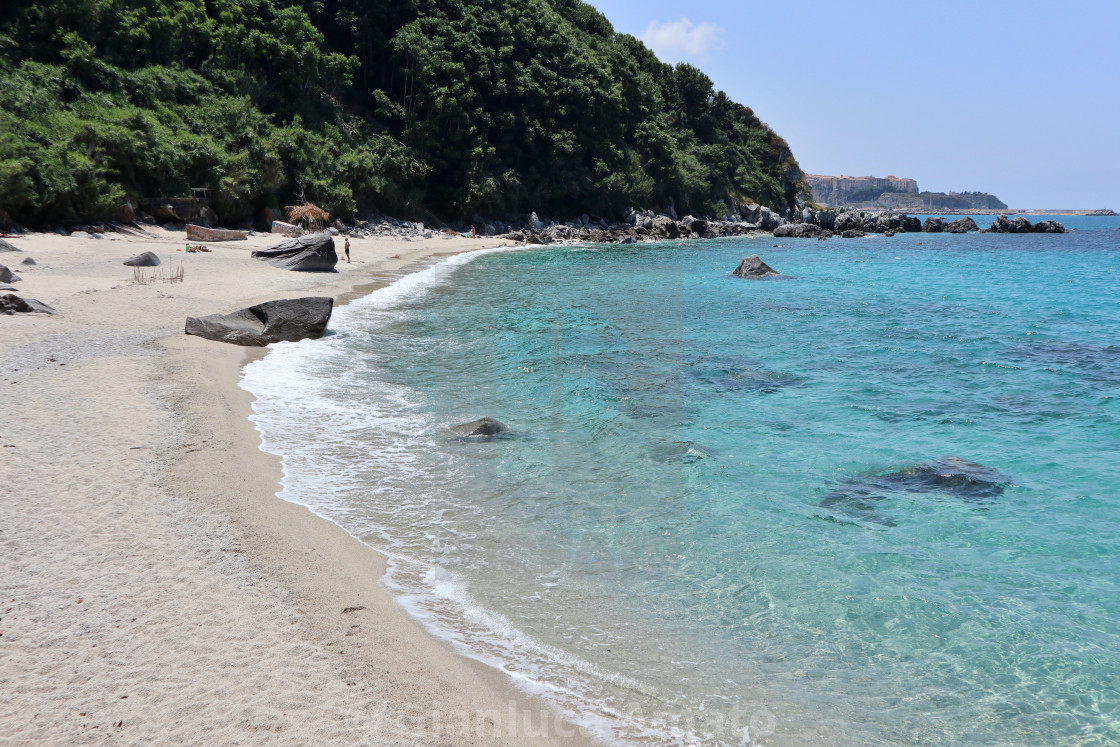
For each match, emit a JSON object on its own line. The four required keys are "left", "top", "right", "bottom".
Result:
{"left": 808, "top": 174, "right": 1007, "bottom": 211}
{"left": 807, "top": 174, "right": 1116, "bottom": 215}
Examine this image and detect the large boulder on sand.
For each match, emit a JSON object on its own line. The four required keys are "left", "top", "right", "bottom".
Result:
{"left": 451, "top": 417, "right": 509, "bottom": 437}
{"left": 0, "top": 238, "right": 20, "bottom": 252}
{"left": 1, "top": 294, "right": 55, "bottom": 314}
{"left": 252, "top": 232, "right": 338, "bottom": 271}
{"left": 123, "top": 251, "right": 160, "bottom": 267}
{"left": 732, "top": 255, "right": 779, "bottom": 278}
{"left": 0, "top": 265, "right": 21, "bottom": 283}
{"left": 185, "top": 296, "right": 333, "bottom": 346}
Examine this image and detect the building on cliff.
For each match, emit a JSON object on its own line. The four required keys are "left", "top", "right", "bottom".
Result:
{"left": 807, "top": 174, "right": 918, "bottom": 207}
{"left": 808, "top": 174, "right": 1006, "bottom": 211}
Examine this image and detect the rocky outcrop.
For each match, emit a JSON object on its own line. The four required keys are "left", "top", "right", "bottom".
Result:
{"left": 1, "top": 294, "right": 55, "bottom": 314}
{"left": 1032, "top": 219, "right": 1066, "bottom": 233}
{"left": 945, "top": 217, "right": 979, "bottom": 233}
{"left": 773, "top": 222, "right": 821, "bottom": 238}
{"left": 185, "top": 297, "right": 333, "bottom": 346}
{"left": 252, "top": 232, "right": 338, "bottom": 271}
{"left": 451, "top": 417, "right": 509, "bottom": 437}
{"left": 123, "top": 251, "right": 160, "bottom": 267}
{"left": 0, "top": 265, "right": 21, "bottom": 283}
{"left": 988, "top": 216, "right": 1031, "bottom": 234}
{"left": 840, "top": 229, "right": 866, "bottom": 238}
{"left": 922, "top": 217, "right": 946, "bottom": 233}
{"left": 732, "top": 255, "right": 779, "bottom": 278}
{"left": 988, "top": 216, "right": 1066, "bottom": 234}
{"left": 186, "top": 224, "right": 248, "bottom": 241}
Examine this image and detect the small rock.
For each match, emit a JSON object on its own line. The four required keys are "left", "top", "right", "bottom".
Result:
{"left": 451, "top": 417, "right": 509, "bottom": 437}
{"left": 0, "top": 238, "right": 20, "bottom": 252}
{"left": 0, "top": 265, "right": 20, "bottom": 283}
{"left": 732, "top": 255, "right": 779, "bottom": 278}
{"left": 123, "top": 251, "right": 160, "bottom": 267}
{"left": 20, "top": 257, "right": 35, "bottom": 265}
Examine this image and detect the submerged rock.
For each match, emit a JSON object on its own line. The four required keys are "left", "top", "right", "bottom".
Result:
{"left": 185, "top": 296, "right": 333, "bottom": 346}
{"left": 820, "top": 457, "right": 1012, "bottom": 526}
{"left": 451, "top": 417, "right": 509, "bottom": 437}
{"left": 252, "top": 232, "right": 338, "bottom": 271}
{"left": 732, "top": 255, "right": 779, "bottom": 278}
{"left": 123, "top": 251, "right": 160, "bottom": 267}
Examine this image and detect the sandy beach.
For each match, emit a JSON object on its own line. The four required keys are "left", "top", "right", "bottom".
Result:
{"left": 0, "top": 229, "right": 594, "bottom": 744}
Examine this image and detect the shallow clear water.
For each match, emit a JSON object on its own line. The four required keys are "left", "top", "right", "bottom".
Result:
{"left": 243, "top": 217, "right": 1120, "bottom": 745}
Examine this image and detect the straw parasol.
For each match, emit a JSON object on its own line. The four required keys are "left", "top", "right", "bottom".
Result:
{"left": 285, "top": 201, "right": 329, "bottom": 230}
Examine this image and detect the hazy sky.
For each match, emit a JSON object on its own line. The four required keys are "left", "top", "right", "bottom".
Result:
{"left": 587, "top": 0, "right": 1120, "bottom": 209}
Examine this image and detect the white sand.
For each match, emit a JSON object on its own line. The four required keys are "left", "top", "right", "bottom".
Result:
{"left": 0, "top": 229, "right": 594, "bottom": 744}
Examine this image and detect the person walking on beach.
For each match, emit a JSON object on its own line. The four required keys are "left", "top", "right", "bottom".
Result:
{"left": 344, "top": 236, "right": 350, "bottom": 263}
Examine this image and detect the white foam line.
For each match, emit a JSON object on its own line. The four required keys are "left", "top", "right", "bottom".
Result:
{"left": 239, "top": 242, "right": 703, "bottom": 746}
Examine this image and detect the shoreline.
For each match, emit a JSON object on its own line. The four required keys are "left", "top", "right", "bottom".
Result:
{"left": 0, "top": 230, "right": 594, "bottom": 743}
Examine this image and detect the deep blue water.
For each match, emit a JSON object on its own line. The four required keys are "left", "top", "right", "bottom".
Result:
{"left": 243, "top": 216, "right": 1120, "bottom": 745}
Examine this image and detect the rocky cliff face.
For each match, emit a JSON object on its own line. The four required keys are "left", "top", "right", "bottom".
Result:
{"left": 808, "top": 174, "right": 918, "bottom": 206}
{"left": 808, "top": 174, "right": 1006, "bottom": 211}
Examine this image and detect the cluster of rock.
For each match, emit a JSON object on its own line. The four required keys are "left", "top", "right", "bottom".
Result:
{"left": 987, "top": 215, "right": 1066, "bottom": 233}
{"left": 465, "top": 204, "right": 1065, "bottom": 245}
{"left": 492, "top": 206, "right": 786, "bottom": 245}
{"left": 347, "top": 216, "right": 439, "bottom": 240}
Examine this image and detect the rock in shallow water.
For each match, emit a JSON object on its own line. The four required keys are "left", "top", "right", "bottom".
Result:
{"left": 819, "top": 457, "right": 1012, "bottom": 526}
{"left": 732, "top": 255, "right": 779, "bottom": 278}
{"left": 185, "top": 296, "right": 333, "bottom": 346}
{"left": 450, "top": 417, "right": 509, "bottom": 437}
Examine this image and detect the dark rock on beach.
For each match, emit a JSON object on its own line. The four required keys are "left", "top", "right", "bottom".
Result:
{"left": 0, "top": 238, "right": 20, "bottom": 252}
{"left": 0, "top": 265, "right": 21, "bottom": 283}
{"left": 732, "top": 255, "right": 779, "bottom": 278}
{"left": 252, "top": 232, "right": 338, "bottom": 271}
{"left": 185, "top": 296, "right": 333, "bottom": 346}
{"left": 123, "top": 251, "right": 161, "bottom": 267}
{"left": 20, "top": 256, "right": 36, "bottom": 265}
{"left": 450, "top": 417, "right": 509, "bottom": 437}
{"left": 1, "top": 294, "right": 55, "bottom": 315}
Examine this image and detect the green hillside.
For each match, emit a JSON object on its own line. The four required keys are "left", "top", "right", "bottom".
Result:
{"left": 0, "top": 0, "right": 807, "bottom": 226}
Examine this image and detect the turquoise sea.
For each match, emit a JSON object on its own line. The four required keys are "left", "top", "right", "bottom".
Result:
{"left": 242, "top": 215, "right": 1120, "bottom": 745}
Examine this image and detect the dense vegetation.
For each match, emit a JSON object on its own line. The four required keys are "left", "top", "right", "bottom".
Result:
{"left": 0, "top": 0, "right": 807, "bottom": 226}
